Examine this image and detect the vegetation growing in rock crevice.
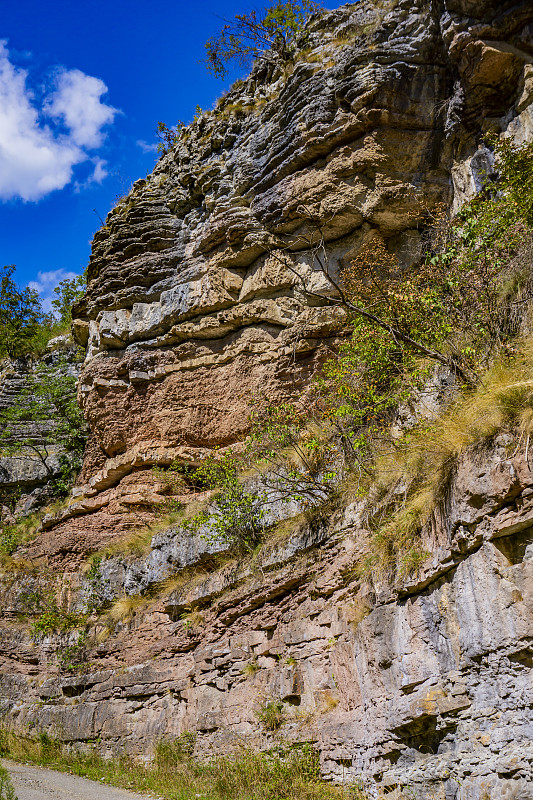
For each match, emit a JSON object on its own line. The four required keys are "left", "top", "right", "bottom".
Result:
{"left": 153, "top": 137, "right": 533, "bottom": 583}
{"left": 86, "top": 137, "right": 533, "bottom": 618}
{"left": 0, "top": 513, "right": 42, "bottom": 559}
{"left": 363, "top": 336, "right": 533, "bottom": 578}
{"left": 312, "top": 136, "right": 533, "bottom": 578}
{"left": 162, "top": 452, "right": 266, "bottom": 555}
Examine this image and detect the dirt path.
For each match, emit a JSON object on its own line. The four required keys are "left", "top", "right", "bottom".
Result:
{"left": 2, "top": 760, "right": 157, "bottom": 800}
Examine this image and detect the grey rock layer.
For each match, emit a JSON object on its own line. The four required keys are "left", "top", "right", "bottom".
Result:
{"left": 72, "top": 0, "right": 533, "bottom": 494}
{"left": 1, "top": 3, "right": 533, "bottom": 800}
{"left": 1, "top": 440, "right": 533, "bottom": 800}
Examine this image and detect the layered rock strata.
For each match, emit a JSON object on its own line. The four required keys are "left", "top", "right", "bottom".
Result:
{"left": 71, "top": 0, "right": 533, "bottom": 509}
{"left": 1, "top": 439, "right": 533, "bottom": 800}
{"left": 1, "top": 2, "right": 533, "bottom": 799}
{"left": 0, "top": 337, "right": 81, "bottom": 516}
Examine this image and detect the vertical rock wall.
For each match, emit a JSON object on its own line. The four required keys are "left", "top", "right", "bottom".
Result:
{"left": 1, "top": 2, "right": 533, "bottom": 799}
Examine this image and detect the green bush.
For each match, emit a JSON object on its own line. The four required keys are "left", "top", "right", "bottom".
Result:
{"left": 257, "top": 700, "right": 287, "bottom": 731}
{"left": 0, "top": 513, "right": 41, "bottom": 557}
{"left": 19, "top": 590, "right": 86, "bottom": 639}
{"left": 181, "top": 452, "right": 266, "bottom": 554}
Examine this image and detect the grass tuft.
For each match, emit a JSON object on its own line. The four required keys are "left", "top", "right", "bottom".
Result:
{"left": 107, "top": 594, "right": 149, "bottom": 624}
{"left": 365, "top": 338, "right": 533, "bottom": 579}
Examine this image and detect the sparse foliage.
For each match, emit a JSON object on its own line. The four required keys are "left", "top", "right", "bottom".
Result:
{"left": 0, "top": 265, "right": 46, "bottom": 359}
{"left": 270, "top": 139, "right": 533, "bottom": 470}
{"left": 0, "top": 357, "right": 87, "bottom": 495}
{"left": 83, "top": 556, "right": 112, "bottom": 614}
{"left": 257, "top": 138, "right": 533, "bottom": 579}
{"left": 204, "top": 1, "right": 322, "bottom": 78}
{"left": 0, "top": 513, "right": 41, "bottom": 557}
{"left": 56, "top": 630, "right": 90, "bottom": 672}
{"left": 181, "top": 452, "right": 265, "bottom": 553}
{"left": 256, "top": 699, "right": 286, "bottom": 730}
{"left": 246, "top": 399, "right": 340, "bottom": 502}
{"left": 156, "top": 121, "right": 184, "bottom": 156}
{"left": 20, "top": 589, "right": 86, "bottom": 639}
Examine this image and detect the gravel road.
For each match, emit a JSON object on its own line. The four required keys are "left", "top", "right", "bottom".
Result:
{"left": 2, "top": 760, "right": 156, "bottom": 800}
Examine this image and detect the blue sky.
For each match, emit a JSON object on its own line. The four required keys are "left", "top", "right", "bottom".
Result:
{"left": 0, "top": 0, "right": 344, "bottom": 310}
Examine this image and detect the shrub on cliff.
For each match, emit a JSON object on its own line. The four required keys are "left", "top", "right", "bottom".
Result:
{"left": 247, "top": 137, "right": 533, "bottom": 577}
{"left": 180, "top": 452, "right": 266, "bottom": 553}
{"left": 274, "top": 138, "right": 533, "bottom": 463}
{"left": 204, "top": 0, "right": 322, "bottom": 78}
{"left": 317, "top": 136, "right": 533, "bottom": 575}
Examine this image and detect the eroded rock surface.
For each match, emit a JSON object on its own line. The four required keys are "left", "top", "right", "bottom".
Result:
{"left": 71, "top": 0, "right": 533, "bottom": 503}
{"left": 1, "top": 442, "right": 533, "bottom": 799}
{"left": 1, "top": 2, "right": 533, "bottom": 799}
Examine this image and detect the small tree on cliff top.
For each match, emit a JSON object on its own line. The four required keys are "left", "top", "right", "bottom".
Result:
{"left": 204, "top": 0, "right": 322, "bottom": 78}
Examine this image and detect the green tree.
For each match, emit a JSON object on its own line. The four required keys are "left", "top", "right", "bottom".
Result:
{"left": 0, "top": 265, "right": 47, "bottom": 359}
{"left": 204, "top": 0, "right": 322, "bottom": 79}
{"left": 51, "top": 274, "right": 86, "bottom": 330}
{"left": 0, "top": 358, "right": 87, "bottom": 494}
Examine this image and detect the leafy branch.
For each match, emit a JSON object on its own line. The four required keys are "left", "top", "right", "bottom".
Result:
{"left": 204, "top": 1, "right": 322, "bottom": 79}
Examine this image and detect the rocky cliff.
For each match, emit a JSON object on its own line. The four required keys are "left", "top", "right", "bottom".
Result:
{"left": 1, "top": 1, "right": 533, "bottom": 798}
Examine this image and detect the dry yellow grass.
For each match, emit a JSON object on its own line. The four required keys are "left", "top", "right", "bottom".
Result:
{"left": 364, "top": 338, "right": 533, "bottom": 578}
{"left": 107, "top": 593, "right": 150, "bottom": 623}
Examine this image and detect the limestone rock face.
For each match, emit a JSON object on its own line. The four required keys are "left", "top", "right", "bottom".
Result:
{"left": 71, "top": 0, "right": 533, "bottom": 499}
{"left": 2, "top": 440, "right": 533, "bottom": 799}
{"left": 1, "top": 2, "right": 533, "bottom": 799}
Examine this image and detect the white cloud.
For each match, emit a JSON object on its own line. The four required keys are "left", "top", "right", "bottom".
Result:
{"left": 0, "top": 41, "right": 118, "bottom": 202}
{"left": 45, "top": 69, "right": 117, "bottom": 148}
{"left": 91, "top": 157, "right": 108, "bottom": 183}
{"left": 74, "top": 157, "right": 108, "bottom": 192}
{"left": 28, "top": 268, "right": 80, "bottom": 313}
{"left": 136, "top": 139, "right": 158, "bottom": 154}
